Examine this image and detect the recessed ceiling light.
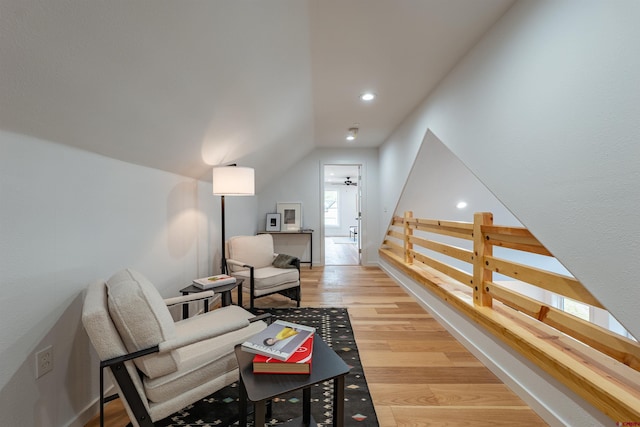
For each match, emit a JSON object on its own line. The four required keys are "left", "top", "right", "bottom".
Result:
{"left": 456, "top": 201, "right": 468, "bottom": 209}
{"left": 360, "top": 92, "right": 376, "bottom": 101}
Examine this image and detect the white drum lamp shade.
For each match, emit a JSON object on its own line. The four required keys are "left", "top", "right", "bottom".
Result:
{"left": 212, "top": 166, "right": 255, "bottom": 196}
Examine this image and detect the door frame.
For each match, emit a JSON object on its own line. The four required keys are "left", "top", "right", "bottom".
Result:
{"left": 321, "top": 163, "right": 363, "bottom": 266}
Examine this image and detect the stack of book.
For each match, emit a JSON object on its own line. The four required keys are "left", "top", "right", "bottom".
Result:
{"left": 241, "top": 320, "right": 315, "bottom": 374}
{"left": 192, "top": 274, "right": 236, "bottom": 289}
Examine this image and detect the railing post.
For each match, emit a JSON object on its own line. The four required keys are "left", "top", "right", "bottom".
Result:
{"left": 473, "top": 212, "right": 493, "bottom": 307}
{"left": 404, "top": 211, "right": 413, "bottom": 264}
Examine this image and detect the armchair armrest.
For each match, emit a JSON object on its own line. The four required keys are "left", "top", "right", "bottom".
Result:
{"left": 250, "top": 313, "right": 273, "bottom": 324}
{"left": 101, "top": 312, "right": 255, "bottom": 362}
{"left": 164, "top": 291, "right": 216, "bottom": 307}
{"left": 227, "top": 258, "right": 256, "bottom": 309}
{"left": 158, "top": 316, "right": 250, "bottom": 352}
{"left": 100, "top": 345, "right": 160, "bottom": 369}
{"left": 226, "top": 258, "right": 253, "bottom": 269}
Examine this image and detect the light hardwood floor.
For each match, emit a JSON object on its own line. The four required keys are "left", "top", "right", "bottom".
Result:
{"left": 324, "top": 236, "right": 359, "bottom": 265}
{"left": 87, "top": 266, "right": 548, "bottom": 427}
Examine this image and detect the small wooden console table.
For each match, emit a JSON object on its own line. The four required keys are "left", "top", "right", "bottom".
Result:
{"left": 257, "top": 230, "right": 313, "bottom": 268}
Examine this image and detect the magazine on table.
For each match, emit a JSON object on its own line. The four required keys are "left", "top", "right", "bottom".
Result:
{"left": 192, "top": 274, "right": 236, "bottom": 289}
{"left": 253, "top": 334, "right": 314, "bottom": 374}
{"left": 241, "top": 319, "right": 315, "bottom": 361}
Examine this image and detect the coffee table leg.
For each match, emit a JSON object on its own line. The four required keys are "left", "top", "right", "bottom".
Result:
{"left": 255, "top": 400, "right": 266, "bottom": 427}
{"left": 238, "top": 377, "right": 247, "bottom": 427}
{"left": 303, "top": 387, "right": 311, "bottom": 425}
{"left": 333, "top": 375, "right": 345, "bottom": 427}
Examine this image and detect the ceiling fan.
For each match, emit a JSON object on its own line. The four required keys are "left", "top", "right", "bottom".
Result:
{"left": 331, "top": 176, "right": 357, "bottom": 186}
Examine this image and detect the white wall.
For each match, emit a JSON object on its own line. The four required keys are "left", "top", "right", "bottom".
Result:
{"left": 257, "top": 147, "right": 379, "bottom": 266}
{"left": 0, "top": 130, "right": 217, "bottom": 426}
{"left": 380, "top": 0, "right": 640, "bottom": 343}
{"left": 379, "top": 1, "right": 640, "bottom": 424}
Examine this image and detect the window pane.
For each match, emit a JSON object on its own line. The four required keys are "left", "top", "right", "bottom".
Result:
{"left": 563, "top": 298, "right": 590, "bottom": 321}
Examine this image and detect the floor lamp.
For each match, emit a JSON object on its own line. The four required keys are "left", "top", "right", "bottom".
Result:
{"left": 212, "top": 165, "right": 255, "bottom": 274}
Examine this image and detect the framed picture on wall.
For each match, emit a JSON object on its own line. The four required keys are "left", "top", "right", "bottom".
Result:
{"left": 266, "top": 213, "right": 281, "bottom": 232}
{"left": 276, "top": 202, "right": 302, "bottom": 231}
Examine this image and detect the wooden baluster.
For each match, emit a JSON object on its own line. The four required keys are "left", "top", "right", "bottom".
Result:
{"left": 404, "top": 211, "right": 413, "bottom": 264}
{"left": 473, "top": 212, "right": 493, "bottom": 307}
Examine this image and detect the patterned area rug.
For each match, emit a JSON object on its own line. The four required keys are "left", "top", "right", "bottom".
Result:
{"left": 156, "top": 307, "right": 378, "bottom": 426}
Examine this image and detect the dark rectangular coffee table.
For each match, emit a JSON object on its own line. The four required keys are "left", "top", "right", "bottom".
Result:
{"left": 235, "top": 333, "right": 350, "bottom": 427}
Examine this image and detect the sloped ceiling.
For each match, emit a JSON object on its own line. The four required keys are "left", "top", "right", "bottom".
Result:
{"left": 0, "top": 0, "right": 514, "bottom": 188}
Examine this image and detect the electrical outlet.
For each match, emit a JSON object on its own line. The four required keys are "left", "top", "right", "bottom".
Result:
{"left": 36, "top": 345, "right": 53, "bottom": 378}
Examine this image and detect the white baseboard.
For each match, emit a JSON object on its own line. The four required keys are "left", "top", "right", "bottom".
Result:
{"left": 64, "top": 385, "right": 116, "bottom": 427}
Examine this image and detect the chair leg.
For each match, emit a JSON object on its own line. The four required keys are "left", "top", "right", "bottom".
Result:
{"left": 100, "top": 364, "right": 105, "bottom": 427}
{"left": 109, "top": 363, "right": 154, "bottom": 427}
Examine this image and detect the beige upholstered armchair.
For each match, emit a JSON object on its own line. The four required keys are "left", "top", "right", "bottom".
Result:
{"left": 226, "top": 234, "right": 301, "bottom": 309}
{"left": 82, "top": 268, "right": 268, "bottom": 427}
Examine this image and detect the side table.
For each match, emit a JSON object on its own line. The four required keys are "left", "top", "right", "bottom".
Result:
{"left": 235, "top": 333, "right": 350, "bottom": 427}
{"left": 179, "top": 278, "right": 243, "bottom": 319}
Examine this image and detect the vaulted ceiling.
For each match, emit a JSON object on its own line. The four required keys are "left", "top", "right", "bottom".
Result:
{"left": 0, "top": 0, "right": 514, "bottom": 189}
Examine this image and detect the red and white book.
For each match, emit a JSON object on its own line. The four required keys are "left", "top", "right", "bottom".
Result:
{"left": 252, "top": 335, "right": 314, "bottom": 374}
{"left": 242, "top": 320, "right": 315, "bottom": 361}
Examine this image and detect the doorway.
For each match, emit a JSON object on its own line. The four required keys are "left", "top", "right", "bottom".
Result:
{"left": 323, "top": 164, "right": 362, "bottom": 265}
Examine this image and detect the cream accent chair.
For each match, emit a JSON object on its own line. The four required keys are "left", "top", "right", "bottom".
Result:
{"left": 226, "top": 234, "right": 301, "bottom": 309}
{"left": 82, "top": 268, "right": 268, "bottom": 427}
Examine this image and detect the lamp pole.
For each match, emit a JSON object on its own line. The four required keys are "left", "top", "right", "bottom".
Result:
{"left": 213, "top": 164, "right": 254, "bottom": 275}
{"left": 220, "top": 194, "right": 227, "bottom": 274}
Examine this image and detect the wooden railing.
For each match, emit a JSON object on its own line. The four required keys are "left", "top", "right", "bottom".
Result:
{"left": 379, "top": 211, "right": 640, "bottom": 422}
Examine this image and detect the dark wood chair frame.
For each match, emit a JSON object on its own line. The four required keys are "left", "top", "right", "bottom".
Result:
{"left": 232, "top": 257, "right": 301, "bottom": 310}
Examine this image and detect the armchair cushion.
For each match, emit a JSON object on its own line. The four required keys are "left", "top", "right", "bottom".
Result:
{"left": 143, "top": 305, "right": 265, "bottom": 403}
{"left": 158, "top": 315, "right": 249, "bottom": 352}
{"left": 227, "top": 234, "right": 275, "bottom": 271}
{"left": 231, "top": 266, "right": 299, "bottom": 294}
{"left": 106, "top": 268, "right": 179, "bottom": 379}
